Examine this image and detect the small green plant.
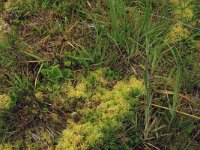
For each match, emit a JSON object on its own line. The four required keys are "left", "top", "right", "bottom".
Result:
{"left": 7, "top": 72, "right": 31, "bottom": 103}
{"left": 104, "top": 69, "right": 120, "bottom": 80}
{"left": 0, "top": 28, "right": 17, "bottom": 68}
{"left": 63, "top": 60, "right": 72, "bottom": 67}
{"left": 40, "top": 64, "right": 72, "bottom": 92}
{"left": 41, "top": 65, "right": 64, "bottom": 83}
{"left": 64, "top": 49, "right": 96, "bottom": 68}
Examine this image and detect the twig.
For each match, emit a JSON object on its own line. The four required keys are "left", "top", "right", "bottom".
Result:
{"left": 34, "top": 62, "right": 44, "bottom": 87}
{"left": 140, "top": 101, "right": 200, "bottom": 120}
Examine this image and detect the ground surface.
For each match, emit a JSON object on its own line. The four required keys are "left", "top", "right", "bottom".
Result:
{"left": 0, "top": 0, "right": 200, "bottom": 149}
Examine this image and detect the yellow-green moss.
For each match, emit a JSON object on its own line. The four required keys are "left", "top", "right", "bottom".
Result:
{"left": 167, "top": 0, "right": 194, "bottom": 43}
{"left": 0, "top": 140, "right": 23, "bottom": 150}
{"left": 32, "top": 70, "right": 143, "bottom": 149}
{"left": 56, "top": 122, "right": 102, "bottom": 150}
{"left": 174, "top": 7, "right": 194, "bottom": 20}
{"left": 169, "top": 0, "right": 194, "bottom": 21}
{"left": 0, "top": 143, "right": 13, "bottom": 150}
{"left": 59, "top": 69, "right": 107, "bottom": 103}
{"left": 168, "top": 23, "right": 189, "bottom": 40}
{"left": 0, "top": 94, "right": 11, "bottom": 111}
{"left": 50, "top": 112, "right": 60, "bottom": 123}
{"left": 113, "top": 76, "right": 144, "bottom": 97}
{"left": 60, "top": 80, "right": 88, "bottom": 100}
{"left": 39, "top": 130, "right": 54, "bottom": 148}
{"left": 87, "top": 68, "right": 107, "bottom": 85}
{"left": 23, "top": 129, "right": 54, "bottom": 150}
{"left": 169, "top": 0, "right": 180, "bottom": 5}
{"left": 35, "top": 91, "right": 45, "bottom": 100}
{"left": 169, "top": 0, "right": 193, "bottom": 6}
{"left": 56, "top": 74, "right": 144, "bottom": 149}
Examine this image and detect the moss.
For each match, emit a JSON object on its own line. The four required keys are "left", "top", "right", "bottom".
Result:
{"left": 113, "top": 76, "right": 144, "bottom": 99}
{"left": 86, "top": 68, "right": 107, "bottom": 85}
{"left": 0, "top": 94, "right": 11, "bottom": 111}
{"left": 35, "top": 91, "right": 44, "bottom": 100}
{"left": 169, "top": 0, "right": 180, "bottom": 5}
{"left": 56, "top": 74, "right": 144, "bottom": 149}
{"left": 0, "top": 140, "right": 23, "bottom": 150}
{"left": 56, "top": 122, "right": 102, "bottom": 150}
{"left": 174, "top": 7, "right": 194, "bottom": 20}
{"left": 23, "top": 129, "right": 54, "bottom": 150}
{"left": 39, "top": 130, "right": 54, "bottom": 147}
{"left": 60, "top": 80, "right": 88, "bottom": 100}
{"left": 168, "top": 23, "right": 189, "bottom": 39}
{"left": 59, "top": 69, "right": 108, "bottom": 106}
{"left": 0, "top": 0, "right": 199, "bottom": 149}
{"left": 0, "top": 143, "right": 13, "bottom": 150}
{"left": 66, "top": 81, "right": 88, "bottom": 99}
{"left": 169, "top": 0, "right": 194, "bottom": 21}
{"left": 50, "top": 112, "right": 60, "bottom": 124}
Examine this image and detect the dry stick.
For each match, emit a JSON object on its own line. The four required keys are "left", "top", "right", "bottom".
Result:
{"left": 158, "top": 90, "right": 199, "bottom": 102}
{"left": 140, "top": 101, "right": 200, "bottom": 120}
{"left": 34, "top": 63, "right": 44, "bottom": 87}
{"left": 144, "top": 142, "right": 161, "bottom": 150}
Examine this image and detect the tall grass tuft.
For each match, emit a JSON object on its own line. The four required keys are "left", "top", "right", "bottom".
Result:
{"left": 108, "top": 0, "right": 127, "bottom": 43}
{"left": 170, "top": 68, "right": 181, "bottom": 121}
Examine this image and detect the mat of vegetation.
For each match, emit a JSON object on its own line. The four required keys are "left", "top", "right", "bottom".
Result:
{"left": 0, "top": 0, "right": 200, "bottom": 149}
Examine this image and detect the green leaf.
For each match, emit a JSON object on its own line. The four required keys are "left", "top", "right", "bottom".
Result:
{"left": 64, "top": 60, "right": 72, "bottom": 67}
{"left": 52, "top": 67, "right": 63, "bottom": 79}
{"left": 63, "top": 69, "right": 72, "bottom": 79}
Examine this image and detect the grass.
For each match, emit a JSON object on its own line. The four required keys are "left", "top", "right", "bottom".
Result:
{"left": 0, "top": 0, "right": 200, "bottom": 149}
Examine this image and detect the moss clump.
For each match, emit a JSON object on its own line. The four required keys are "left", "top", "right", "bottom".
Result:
{"left": 169, "top": 0, "right": 194, "bottom": 21}
{"left": 64, "top": 81, "right": 88, "bottom": 99}
{"left": 169, "top": 0, "right": 180, "bottom": 5}
{"left": 174, "top": 6, "right": 194, "bottom": 21}
{"left": 0, "top": 141, "right": 22, "bottom": 150}
{"left": 23, "top": 129, "right": 54, "bottom": 150}
{"left": 0, "top": 94, "right": 11, "bottom": 111}
{"left": 56, "top": 122, "right": 101, "bottom": 150}
{"left": 86, "top": 68, "right": 107, "bottom": 85}
{"left": 113, "top": 76, "right": 144, "bottom": 98}
{"left": 0, "top": 143, "right": 13, "bottom": 150}
{"left": 168, "top": 23, "right": 189, "bottom": 40}
{"left": 56, "top": 73, "right": 144, "bottom": 149}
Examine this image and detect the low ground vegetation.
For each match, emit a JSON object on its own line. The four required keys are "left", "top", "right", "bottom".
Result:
{"left": 0, "top": 0, "right": 200, "bottom": 149}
